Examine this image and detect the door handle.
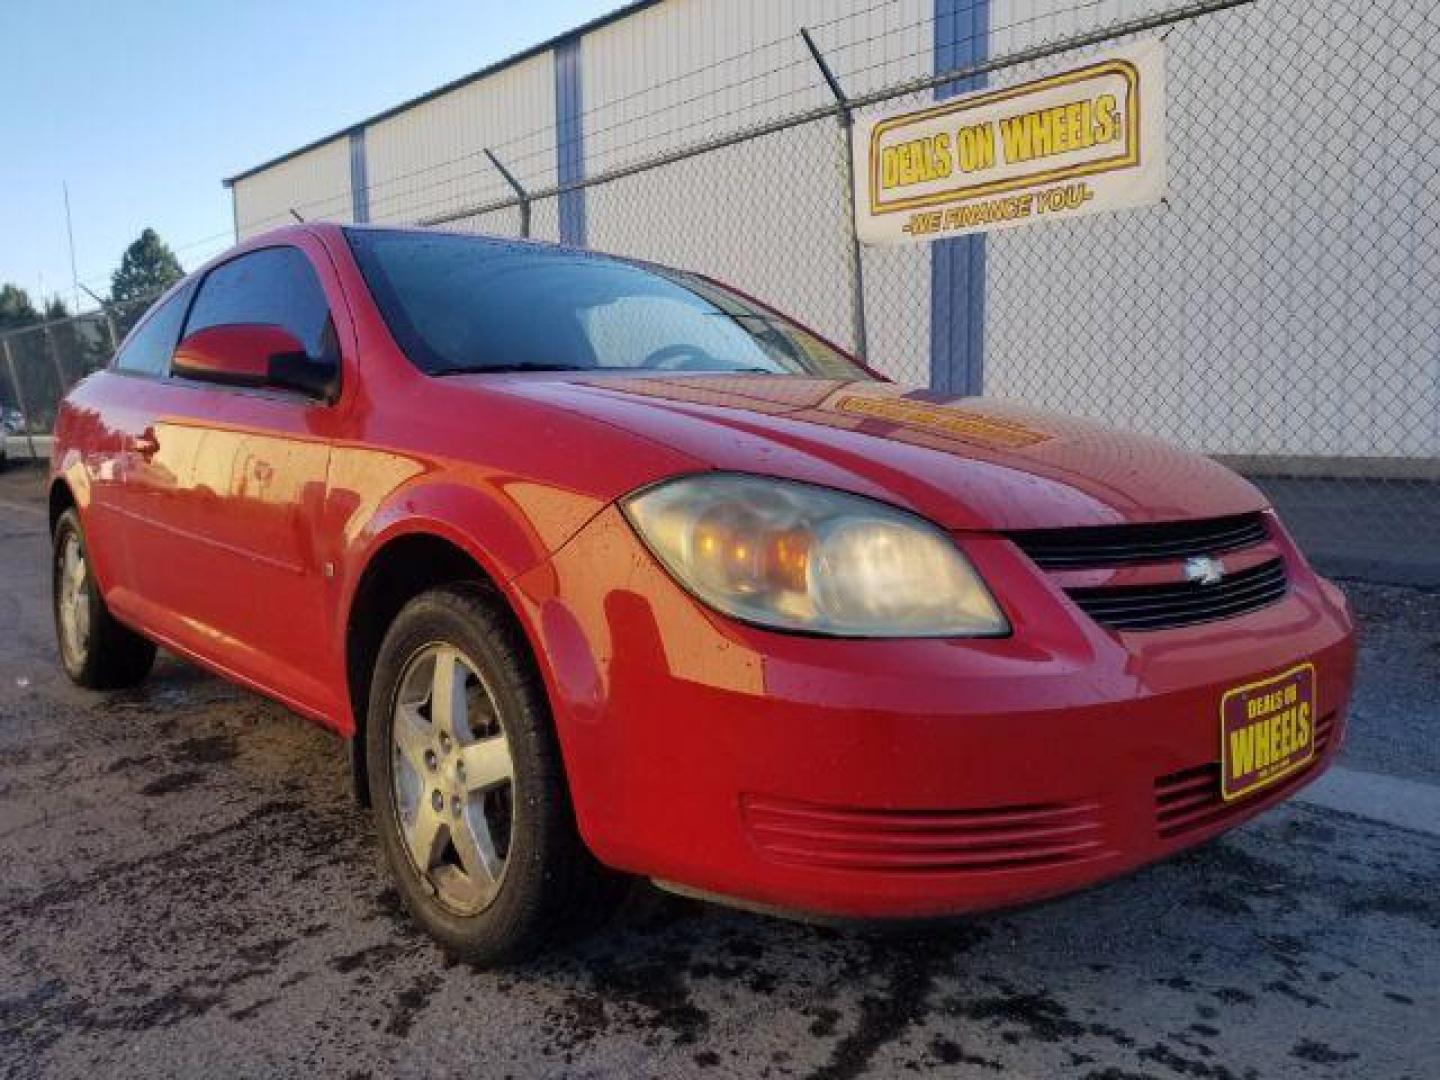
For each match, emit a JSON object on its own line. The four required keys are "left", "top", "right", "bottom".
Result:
{"left": 133, "top": 427, "right": 160, "bottom": 461}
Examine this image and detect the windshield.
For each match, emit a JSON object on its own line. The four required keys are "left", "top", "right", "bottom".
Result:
{"left": 345, "top": 228, "right": 866, "bottom": 379}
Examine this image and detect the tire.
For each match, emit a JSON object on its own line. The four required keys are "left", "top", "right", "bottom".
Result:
{"left": 365, "top": 583, "right": 620, "bottom": 963}
{"left": 52, "top": 508, "right": 156, "bottom": 689}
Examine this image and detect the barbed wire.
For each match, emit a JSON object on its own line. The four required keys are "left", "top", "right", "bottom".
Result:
{"left": 39, "top": 0, "right": 1247, "bottom": 320}
{"left": 48, "top": 1, "right": 1217, "bottom": 295}
{"left": 241, "top": 0, "right": 1204, "bottom": 237}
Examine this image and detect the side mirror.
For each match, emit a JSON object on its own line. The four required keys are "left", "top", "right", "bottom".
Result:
{"left": 268, "top": 351, "right": 339, "bottom": 401}
{"left": 172, "top": 323, "right": 337, "bottom": 401}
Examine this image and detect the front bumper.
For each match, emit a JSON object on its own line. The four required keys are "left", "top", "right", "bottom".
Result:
{"left": 512, "top": 507, "right": 1357, "bottom": 919}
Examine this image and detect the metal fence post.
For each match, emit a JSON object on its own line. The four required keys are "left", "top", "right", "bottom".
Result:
{"left": 101, "top": 310, "right": 119, "bottom": 365}
{"left": 2, "top": 336, "right": 40, "bottom": 461}
{"left": 43, "top": 321, "right": 69, "bottom": 399}
{"left": 485, "top": 149, "right": 531, "bottom": 239}
{"left": 801, "top": 27, "right": 869, "bottom": 362}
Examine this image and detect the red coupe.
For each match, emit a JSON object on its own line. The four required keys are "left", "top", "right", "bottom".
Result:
{"left": 49, "top": 225, "right": 1355, "bottom": 961}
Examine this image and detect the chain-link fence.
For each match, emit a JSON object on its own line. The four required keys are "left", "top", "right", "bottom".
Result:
{"left": 5, "top": 0, "right": 1436, "bottom": 585}
{"left": 1, "top": 295, "right": 156, "bottom": 455}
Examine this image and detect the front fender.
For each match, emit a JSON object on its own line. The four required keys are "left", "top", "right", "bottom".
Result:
{"left": 334, "top": 471, "right": 609, "bottom": 791}
{"left": 337, "top": 470, "right": 609, "bottom": 606}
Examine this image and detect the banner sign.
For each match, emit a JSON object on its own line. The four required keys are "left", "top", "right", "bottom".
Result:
{"left": 854, "top": 39, "right": 1166, "bottom": 244}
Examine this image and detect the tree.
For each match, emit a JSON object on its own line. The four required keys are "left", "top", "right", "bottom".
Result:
{"left": 0, "top": 283, "right": 40, "bottom": 331}
{"left": 109, "top": 228, "right": 183, "bottom": 304}
{"left": 44, "top": 296, "right": 70, "bottom": 321}
{"left": 0, "top": 283, "right": 44, "bottom": 421}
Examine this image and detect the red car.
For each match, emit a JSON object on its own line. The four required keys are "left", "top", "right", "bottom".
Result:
{"left": 50, "top": 225, "right": 1355, "bottom": 961}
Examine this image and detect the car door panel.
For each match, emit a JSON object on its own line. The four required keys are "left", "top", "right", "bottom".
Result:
{"left": 116, "top": 243, "right": 349, "bottom": 722}
{"left": 128, "top": 380, "right": 338, "bottom": 715}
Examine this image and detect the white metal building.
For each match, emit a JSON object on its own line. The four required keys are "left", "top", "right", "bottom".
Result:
{"left": 226, "top": 0, "right": 1439, "bottom": 470}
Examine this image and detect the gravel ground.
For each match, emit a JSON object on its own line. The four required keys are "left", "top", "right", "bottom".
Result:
{"left": 2, "top": 462, "right": 1437, "bottom": 1079}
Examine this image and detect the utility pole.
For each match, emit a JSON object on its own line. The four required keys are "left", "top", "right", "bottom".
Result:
{"left": 63, "top": 181, "right": 81, "bottom": 313}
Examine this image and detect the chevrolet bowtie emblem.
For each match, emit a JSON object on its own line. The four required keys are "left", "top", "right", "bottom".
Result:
{"left": 1184, "top": 555, "right": 1225, "bottom": 586}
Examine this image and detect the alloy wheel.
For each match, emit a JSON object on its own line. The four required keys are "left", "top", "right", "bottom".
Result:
{"left": 58, "top": 533, "right": 90, "bottom": 669}
{"left": 390, "top": 643, "right": 516, "bottom": 915}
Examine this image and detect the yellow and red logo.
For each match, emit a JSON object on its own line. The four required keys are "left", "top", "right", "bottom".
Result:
{"left": 1220, "top": 663, "right": 1317, "bottom": 801}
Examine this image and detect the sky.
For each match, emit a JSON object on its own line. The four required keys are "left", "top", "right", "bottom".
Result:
{"left": 0, "top": 0, "right": 621, "bottom": 312}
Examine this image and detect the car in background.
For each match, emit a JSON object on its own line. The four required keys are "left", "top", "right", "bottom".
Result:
{"left": 0, "top": 407, "right": 20, "bottom": 468}
{"left": 47, "top": 224, "right": 1356, "bottom": 963}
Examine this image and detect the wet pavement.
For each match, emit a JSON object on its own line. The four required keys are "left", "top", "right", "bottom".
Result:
{"left": 1, "top": 461, "right": 1437, "bottom": 1079}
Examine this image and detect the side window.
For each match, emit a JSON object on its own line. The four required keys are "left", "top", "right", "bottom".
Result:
{"left": 113, "top": 283, "right": 193, "bottom": 376}
{"left": 184, "top": 247, "right": 334, "bottom": 360}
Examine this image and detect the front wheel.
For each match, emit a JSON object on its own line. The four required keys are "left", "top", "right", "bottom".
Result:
{"left": 52, "top": 508, "right": 156, "bottom": 689}
{"left": 365, "top": 584, "right": 620, "bottom": 963}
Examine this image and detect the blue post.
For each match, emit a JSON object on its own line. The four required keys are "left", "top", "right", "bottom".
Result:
{"left": 930, "top": 0, "right": 988, "bottom": 395}
{"left": 349, "top": 128, "right": 370, "bottom": 224}
{"left": 555, "top": 37, "right": 587, "bottom": 246}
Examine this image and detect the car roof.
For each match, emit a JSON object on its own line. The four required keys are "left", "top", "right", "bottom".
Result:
{"left": 214, "top": 222, "right": 635, "bottom": 275}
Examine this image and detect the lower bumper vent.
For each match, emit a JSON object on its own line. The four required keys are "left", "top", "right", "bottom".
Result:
{"left": 741, "top": 795, "right": 1107, "bottom": 874}
{"left": 1154, "top": 712, "right": 1336, "bottom": 840}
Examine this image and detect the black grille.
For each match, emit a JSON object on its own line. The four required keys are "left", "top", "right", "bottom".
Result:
{"left": 1066, "top": 558, "right": 1288, "bottom": 632}
{"left": 1010, "top": 513, "right": 1269, "bottom": 569}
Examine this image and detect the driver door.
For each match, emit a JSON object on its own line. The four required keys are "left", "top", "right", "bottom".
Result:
{"left": 131, "top": 244, "right": 345, "bottom": 718}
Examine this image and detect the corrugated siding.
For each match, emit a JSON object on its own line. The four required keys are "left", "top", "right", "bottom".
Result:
{"left": 232, "top": 137, "right": 353, "bottom": 240}
{"left": 364, "top": 52, "right": 556, "bottom": 233}
{"left": 988, "top": 0, "right": 1172, "bottom": 52}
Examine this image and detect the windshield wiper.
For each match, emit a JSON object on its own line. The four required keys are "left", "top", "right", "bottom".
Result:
{"left": 436, "top": 362, "right": 592, "bottom": 375}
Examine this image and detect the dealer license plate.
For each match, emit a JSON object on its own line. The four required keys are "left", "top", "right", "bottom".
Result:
{"left": 1220, "top": 663, "right": 1317, "bottom": 802}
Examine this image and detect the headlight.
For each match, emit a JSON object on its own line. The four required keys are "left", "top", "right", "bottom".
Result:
{"left": 621, "top": 474, "right": 1008, "bottom": 637}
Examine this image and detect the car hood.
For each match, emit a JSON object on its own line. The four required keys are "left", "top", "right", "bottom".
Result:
{"left": 489, "top": 374, "right": 1267, "bottom": 531}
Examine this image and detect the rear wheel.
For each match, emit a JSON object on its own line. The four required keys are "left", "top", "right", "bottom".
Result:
{"left": 366, "top": 584, "right": 619, "bottom": 962}
{"left": 52, "top": 508, "right": 156, "bottom": 689}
